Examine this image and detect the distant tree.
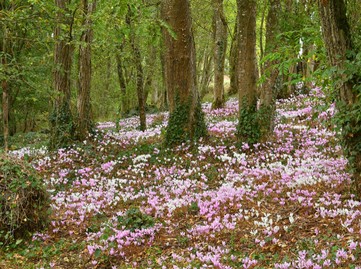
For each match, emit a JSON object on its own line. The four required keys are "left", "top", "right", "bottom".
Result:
{"left": 318, "top": 0, "right": 361, "bottom": 196}
{"left": 1, "top": 1, "right": 50, "bottom": 151}
{"left": 162, "top": 0, "right": 207, "bottom": 146}
{"left": 236, "top": 0, "right": 259, "bottom": 144}
{"left": 50, "top": 0, "right": 75, "bottom": 149}
{"left": 76, "top": 0, "right": 97, "bottom": 141}
{"left": 212, "top": 0, "right": 227, "bottom": 109}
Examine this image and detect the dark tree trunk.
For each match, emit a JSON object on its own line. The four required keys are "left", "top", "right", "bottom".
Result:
{"left": 77, "top": 0, "right": 96, "bottom": 141}
{"left": 126, "top": 5, "right": 146, "bottom": 131}
{"left": 161, "top": 0, "right": 207, "bottom": 145}
{"left": 1, "top": 23, "right": 9, "bottom": 152}
{"left": 236, "top": 0, "right": 259, "bottom": 143}
{"left": 198, "top": 47, "right": 213, "bottom": 99}
{"left": 159, "top": 39, "right": 168, "bottom": 110}
{"left": 50, "top": 0, "right": 74, "bottom": 149}
{"left": 1, "top": 7, "right": 12, "bottom": 152}
{"left": 116, "top": 44, "right": 128, "bottom": 116}
{"left": 228, "top": 18, "right": 238, "bottom": 96}
{"left": 2, "top": 76, "right": 9, "bottom": 152}
{"left": 133, "top": 45, "right": 146, "bottom": 131}
{"left": 318, "top": 0, "right": 361, "bottom": 196}
{"left": 212, "top": 0, "right": 227, "bottom": 109}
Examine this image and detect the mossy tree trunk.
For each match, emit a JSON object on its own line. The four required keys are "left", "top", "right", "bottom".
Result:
{"left": 212, "top": 0, "right": 227, "bottom": 109}
{"left": 50, "top": 0, "right": 75, "bottom": 150}
{"left": 236, "top": 0, "right": 259, "bottom": 144}
{"left": 318, "top": 0, "right": 361, "bottom": 196}
{"left": 76, "top": 0, "right": 96, "bottom": 141}
{"left": 259, "top": 0, "right": 281, "bottom": 137}
{"left": 161, "top": 0, "right": 207, "bottom": 146}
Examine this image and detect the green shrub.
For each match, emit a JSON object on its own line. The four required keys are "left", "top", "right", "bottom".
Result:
{"left": 0, "top": 155, "right": 50, "bottom": 247}
{"left": 117, "top": 207, "right": 155, "bottom": 231}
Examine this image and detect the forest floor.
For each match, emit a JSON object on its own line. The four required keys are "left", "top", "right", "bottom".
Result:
{"left": 2, "top": 88, "right": 361, "bottom": 269}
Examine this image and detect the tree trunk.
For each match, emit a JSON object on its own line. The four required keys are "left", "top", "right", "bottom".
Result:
{"left": 1, "top": 24, "right": 9, "bottom": 152}
{"left": 77, "top": 0, "right": 96, "bottom": 141}
{"left": 236, "top": 0, "right": 259, "bottom": 144}
{"left": 260, "top": 0, "right": 280, "bottom": 107}
{"left": 212, "top": 0, "right": 227, "bottom": 109}
{"left": 228, "top": 18, "right": 238, "bottom": 96}
{"left": 50, "top": 0, "right": 74, "bottom": 149}
{"left": 2, "top": 77, "right": 9, "bottom": 152}
{"left": 199, "top": 47, "right": 213, "bottom": 99}
{"left": 162, "top": 0, "right": 207, "bottom": 146}
{"left": 127, "top": 5, "right": 146, "bottom": 131}
{"left": 116, "top": 44, "right": 128, "bottom": 116}
{"left": 318, "top": 0, "right": 360, "bottom": 196}
{"left": 259, "top": 0, "right": 281, "bottom": 137}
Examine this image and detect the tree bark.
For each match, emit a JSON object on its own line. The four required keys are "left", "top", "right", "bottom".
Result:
{"left": 260, "top": 0, "right": 280, "bottom": 108}
{"left": 50, "top": 0, "right": 74, "bottom": 149}
{"left": 259, "top": 0, "right": 281, "bottom": 138}
{"left": 77, "top": 0, "right": 96, "bottom": 141}
{"left": 126, "top": 5, "right": 146, "bottom": 131}
{"left": 116, "top": 49, "right": 128, "bottom": 116}
{"left": 236, "top": 0, "right": 259, "bottom": 143}
{"left": 237, "top": 0, "right": 257, "bottom": 108}
{"left": 162, "top": 0, "right": 207, "bottom": 145}
{"left": 212, "top": 0, "right": 227, "bottom": 109}
{"left": 318, "top": 0, "right": 360, "bottom": 196}
{"left": 228, "top": 18, "right": 239, "bottom": 96}
{"left": 2, "top": 77, "right": 9, "bottom": 152}
{"left": 1, "top": 24, "right": 9, "bottom": 152}
{"left": 199, "top": 46, "right": 213, "bottom": 99}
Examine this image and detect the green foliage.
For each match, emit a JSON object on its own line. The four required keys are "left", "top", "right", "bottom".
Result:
{"left": 0, "top": 1, "right": 53, "bottom": 135}
{"left": 187, "top": 201, "right": 200, "bottom": 215}
{"left": 237, "top": 99, "right": 260, "bottom": 144}
{"left": 0, "top": 155, "right": 50, "bottom": 248}
{"left": 117, "top": 207, "right": 155, "bottom": 232}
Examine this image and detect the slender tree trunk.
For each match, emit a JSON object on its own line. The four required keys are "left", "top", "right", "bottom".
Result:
{"left": 115, "top": 44, "right": 128, "bottom": 116}
{"left": 104, "top": 54, "right": 111, "bottom": 94}
{"left": 199, "top": 47, "right": 213, "bottom": 99}
{"left": 318, "top": 0, "right": 360, "bottom": 196}
{"left": 50, "top": 0, "right": 74, "bottom": 149}
{"left": 236, "top": 0, "right": 259, "bottom": 143}
{"left": 77, "top": 0, "right": 96, "bottom": 141}
{"left": 1, "top": 23, "right": 9, "bottom": 152}
{"left": 162, "top": 0, "right": 207, "bottom": 145}
{"left": 2, "top": 76, "right": 9, "bottom": 152}
{"left": 260, "top": 0, "right": 280, "bottom": 106}
{"left": 133, "top": 46, "right": 146, "bottom": 131}
{"left": 228, "top": 18, "right": 238, "bottom": 96}
{"left": 212, "top": 0, "right": 227, "bottom": 109}
{"left": 259, "top": 0, "right": 281, "bottom": 137}
{"left": 127, "top": 6, "right": 146, "bottom": 131}
{"left": 259, "top": 0, "right": 266, "bottom": 68}
{"left": 159, "top": 38, "right": 168, "bottom": 110}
